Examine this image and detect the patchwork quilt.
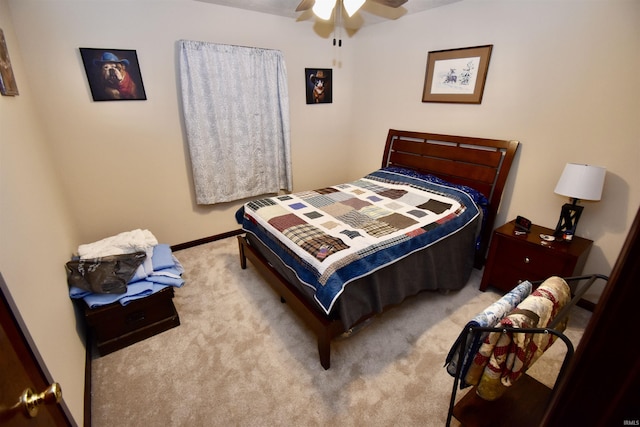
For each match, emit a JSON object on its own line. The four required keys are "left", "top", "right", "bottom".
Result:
{"left": 466, "top": 276, "right": 571, "bottom": 401}
{"left": 445, "top": 280, "right": 533, "bottom": 388}
{"left": 240, "top": 168, "right": 482, "bottom": 314}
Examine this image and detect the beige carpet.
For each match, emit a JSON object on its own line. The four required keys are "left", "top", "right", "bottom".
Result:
{"left": 90, "top": 237, "right": 591, "bottom": 426}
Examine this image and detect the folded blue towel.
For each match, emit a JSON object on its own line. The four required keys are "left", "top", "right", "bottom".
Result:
{"left": 119, "top": 283, "right": 169, "bottom": 305}
{"left": 82, "top": 280, "right": 155, "bottom": 308}
{"left": 147, "top": 272, "right": 185, "bottom": 287}
{"left": 69, "top": 286, "right": 91, "bottom": 299}
{"left": 129, "top": 263, "right": 150, "bottom": 283}
{"left": 152, "top": 244, "right": 176, "bottom": 271}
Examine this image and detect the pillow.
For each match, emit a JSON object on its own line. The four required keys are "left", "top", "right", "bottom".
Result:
{"left": 380, "top": 166, "right": 489, "bottom": 209}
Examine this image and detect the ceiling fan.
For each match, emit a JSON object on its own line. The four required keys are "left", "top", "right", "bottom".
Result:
{"left": 296, "top": 0, "right": 408, "bottom": 20}
{"left": 296, "top": 0, "right": 408, "bottom": 45}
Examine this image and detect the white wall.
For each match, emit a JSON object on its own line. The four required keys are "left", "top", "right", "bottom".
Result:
{"left": 4, "top": 1, "right": 355, "bottom": 424}
{"left": 7, "top": 0, "right": 357, "bottom": 247}
{"left": 9, "top": 1, "right": 636, "bottom": 281}
{"left": 350, "top": 0, "right": 640, "bottom": 301}
{"left": 0, "top": 0, "right": 84, "bottom": 423}
{"left": 3, "top": 1, "right": 639, "bottom": 424}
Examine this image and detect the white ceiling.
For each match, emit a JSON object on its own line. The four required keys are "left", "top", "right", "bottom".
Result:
{"left": 194, "top": 0, "right": 461, "bottom": 29}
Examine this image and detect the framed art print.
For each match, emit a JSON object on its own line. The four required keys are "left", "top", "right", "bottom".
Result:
{"left": 305, "top": 68, "right": 332, "bottom": 104}
{"left": 80, "top": 48, "right": 147, "bottom": 101}
{"left": 422, "top": 45, "right": 493, "bottom": 104}
{"left": 0, "top": 28, "right": 19, "bottom": 96}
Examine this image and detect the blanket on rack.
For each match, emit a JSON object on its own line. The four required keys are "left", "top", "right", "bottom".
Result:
{"left": 467, "top": 276, "right": 571, "bottom": 401}
{"left": 445, "top": 280, "right": 532, "bottom": 388}
{"left": 240, "top": 168, "right": 481, "bottom": 314}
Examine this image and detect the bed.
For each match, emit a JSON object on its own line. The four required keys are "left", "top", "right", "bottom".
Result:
{"left": 237, "top": 129, "right": 519, "bottom": 369}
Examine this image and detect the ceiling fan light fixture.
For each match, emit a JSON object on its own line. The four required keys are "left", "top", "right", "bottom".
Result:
{"left": 312, "top": 0, "right": 337, "bottom": 20}
{"left": 344, "top": 0, "right": 366, "bottom": 17}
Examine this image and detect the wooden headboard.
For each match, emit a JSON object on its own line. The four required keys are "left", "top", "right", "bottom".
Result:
{"left": 381, "top": 129, "right": 519, "bottom": 266}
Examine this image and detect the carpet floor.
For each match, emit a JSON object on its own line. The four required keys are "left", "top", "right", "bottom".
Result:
{"left": 90, "top": 236, "right": 591, "bottom": 426}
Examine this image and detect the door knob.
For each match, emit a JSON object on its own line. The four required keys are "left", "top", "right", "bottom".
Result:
{"left": 20, "top": 383, "right": 62, "bottom": 418}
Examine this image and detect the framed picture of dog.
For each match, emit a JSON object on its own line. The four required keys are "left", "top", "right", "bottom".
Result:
{"left": 80, "top": 48, "right": 147, "bottom": 101}
{"left": 0, "top": 28, "right": 19, "bottom": 96}
{"left": 305, "top": 68, "right": 332, "bottom": 104}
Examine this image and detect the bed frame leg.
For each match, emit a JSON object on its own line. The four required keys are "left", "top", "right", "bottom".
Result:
{"left": 237, "top": 235, "right": 247, "bottom": 269}
{"left": 237, "top": 233, "right": 339, "bottom": 370}
{"left": 318, "top": 335, "right": 331, "bottom": 370}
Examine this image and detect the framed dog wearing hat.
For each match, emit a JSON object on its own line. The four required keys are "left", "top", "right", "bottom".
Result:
{"left": 80, "top": 48, "right": 147, "bottom": 101}
{"left": 305, "top": 68, "right": 332, "bottom": 104}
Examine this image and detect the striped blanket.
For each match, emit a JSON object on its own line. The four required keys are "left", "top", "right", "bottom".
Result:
{"left": 240, "top": 168, "right": 481, "bottom": 314}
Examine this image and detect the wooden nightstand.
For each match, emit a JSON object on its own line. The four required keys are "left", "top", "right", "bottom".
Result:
{"left": 480, "top": 220, "right": 593, "bottom": 293}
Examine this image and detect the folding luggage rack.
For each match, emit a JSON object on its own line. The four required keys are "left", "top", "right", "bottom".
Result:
{"left": 446, "top": 274, "right": 608, "bottom": 427}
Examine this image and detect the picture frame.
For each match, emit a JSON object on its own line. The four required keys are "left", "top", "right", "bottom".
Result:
{"left": 79, "top": 48, "right": 147, "bottom": 101}
{"left": 422, "top": 45, "right": 493, "bottom": 104}
{"left": 0, "top": 28, "right": 19, "bottom": 96}
{"left": 305, "top": 68, "right": 332, "bottom": 104}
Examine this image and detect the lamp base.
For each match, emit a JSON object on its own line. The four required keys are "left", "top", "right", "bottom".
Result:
{"left": 554, "top": 203, "right": 584, "bottom": 238}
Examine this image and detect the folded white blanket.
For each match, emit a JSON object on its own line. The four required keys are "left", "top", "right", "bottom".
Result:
{"left": 78, "top": 229, "right": 158, "bottom": 260}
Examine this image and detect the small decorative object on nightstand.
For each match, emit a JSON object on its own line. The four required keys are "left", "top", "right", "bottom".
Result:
{"left": 480, "top": 220, "right": 593, "bottom": 293}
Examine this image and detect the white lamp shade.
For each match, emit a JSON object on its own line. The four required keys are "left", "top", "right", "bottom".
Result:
{"left": 344, "top": 0, "right": 366, "bottom": 16}
{"left": 313, "top": 0, "right": 337, "bottom": 20}
{"left": 554, "top": 163, "right": 606, "bottom": 201}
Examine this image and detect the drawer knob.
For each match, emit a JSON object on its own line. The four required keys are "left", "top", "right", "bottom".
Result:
{"left": 524, "top": 257, "right": 530, "bottom": 264}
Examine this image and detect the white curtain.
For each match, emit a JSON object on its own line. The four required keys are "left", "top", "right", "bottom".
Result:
{"left": 179, "top": 40, "right": 292, "bottom": 204}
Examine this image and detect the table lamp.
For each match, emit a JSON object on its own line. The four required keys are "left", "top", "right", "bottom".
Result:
{"left": 553, "top": 163, "right": 606, "bottom": 238}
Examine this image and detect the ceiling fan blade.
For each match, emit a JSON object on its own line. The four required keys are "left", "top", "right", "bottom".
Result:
{"left": 296, "top": 0, "right": 315, "bottom": 12}
{"left": 370, "top": 0, "right": 408, "bottom": 8}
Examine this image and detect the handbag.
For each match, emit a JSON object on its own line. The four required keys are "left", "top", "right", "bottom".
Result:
{"left": 66, "top": 252, "right": 146, "bottom": 294}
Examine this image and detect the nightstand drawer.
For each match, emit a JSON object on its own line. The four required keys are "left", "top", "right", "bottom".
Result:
{"left": 490, "top": 261, "right": 559, "bottom": 291}
{"left": 498, "top": 238, "right": 566, "bottom": 276}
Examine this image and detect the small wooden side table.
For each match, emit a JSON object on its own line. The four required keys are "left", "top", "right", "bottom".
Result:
{"left": 480, "top": 220, "right": 593, "bottom": 293}
{"left": 82, "top": 286, "right": 180, "bottom": 356}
